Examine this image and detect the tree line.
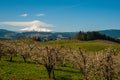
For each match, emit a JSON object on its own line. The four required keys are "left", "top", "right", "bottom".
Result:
{"left": 75, "top": 31, "right": 120, "bottom": 43}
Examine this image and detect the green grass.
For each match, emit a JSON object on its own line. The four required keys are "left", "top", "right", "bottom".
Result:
{"left": 40, "top": 39, "right": 120, "bottom": 52}
{"left": 0, "top": 57, "right": 46, "bottom": 80}
{"left": 0, "top": 57, "right": 82, "bottom": 80}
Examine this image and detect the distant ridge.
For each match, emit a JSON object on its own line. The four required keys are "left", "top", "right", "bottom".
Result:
{"left": 0, "top": 29, "right": 120, "bottom": 40}
{"left": 99, "top": 29, "right": 120, "bottom": 38}
{"left": 0, "top": 29, "right": 77, "bottom": 40}
{"left": 0, "top": 29, "right": 17, "bottom": 39}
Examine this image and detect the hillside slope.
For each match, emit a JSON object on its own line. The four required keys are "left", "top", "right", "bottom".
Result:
{"left": 0, "top": 29, "right": 17, "bottom": 39}
{"left": 99, "top": 29, "right": 120, "bottom": 38}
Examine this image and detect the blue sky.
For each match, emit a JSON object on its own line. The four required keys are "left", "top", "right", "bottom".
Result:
{"left": 0, "top": 0, "right": 120, "bottom": 32}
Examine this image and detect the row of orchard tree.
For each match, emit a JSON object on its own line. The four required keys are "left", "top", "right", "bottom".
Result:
{"left": 0, "top": 39, "right": 120, "bottom": 80}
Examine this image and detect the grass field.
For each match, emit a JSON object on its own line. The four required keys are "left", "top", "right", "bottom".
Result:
{"left": 40, "top": 39, "right": 120, "bottom": 52}
{"left": 0, "top": 57, "right": 82, "bottom": 80}
{"left": 0, "top": 39, "right": 120, "bottom": 80}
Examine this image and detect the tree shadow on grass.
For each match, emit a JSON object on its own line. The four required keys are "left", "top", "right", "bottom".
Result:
{"left": 54, "top": 68, "right": 82, "bottom": 80}
{"left": 4, "top": 60, "right": 36, "bottom": 64}
{"left": 55, "top": 76, "right": 83, "bottom": 80}
{"left": 55, "top": 68, "right": 80, "bottom": 74}
{"left": 56, "top": 76, "right": 73, "bottom": 80}
{"left": 0, "top": 77, "right": 2, "bottom": 80}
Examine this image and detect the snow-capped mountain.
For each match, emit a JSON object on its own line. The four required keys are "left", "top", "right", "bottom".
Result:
{"left": 20, "top": 20, "right": 53, "bottom": 32}
{"left": 20, "top": 26, "right": 52, "bottom": 32}
{"left": 0, "top": 20, "right": 53, "bottom": 32}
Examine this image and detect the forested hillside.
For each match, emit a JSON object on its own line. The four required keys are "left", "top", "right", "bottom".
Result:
{"left": 75, "top": 31, "right": 120, "bottom": 43}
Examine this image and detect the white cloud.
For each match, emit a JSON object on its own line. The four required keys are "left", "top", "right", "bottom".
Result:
{"left": 0, "top": 20, "right": 53, "bottom": 32}
{"left": 0, "top": 20, "right": 52, "bottom": 27}
{"left": 36, "top": 14, "right": 45, "bottom": 16}
{"left": 20, "top": 14, "right": 28, "bottom": 17}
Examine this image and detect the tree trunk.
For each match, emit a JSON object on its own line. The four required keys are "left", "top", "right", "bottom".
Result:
{"left": 9, "top": 56, "right": 13, "bottom": 62}
{"left": 46, "top": 67, "right": 52, "bottom": 79}
{"left": 0, "top": 55, "right": 1, "bottom": 60}
{"left": 48, "top": 70, "right": 51, "bottom": 78}
{"left": 53, "top": 70, "right": 56, "bottom": 80}
{"left": 22, "top": 55, "right": 26, "bottom": 63}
